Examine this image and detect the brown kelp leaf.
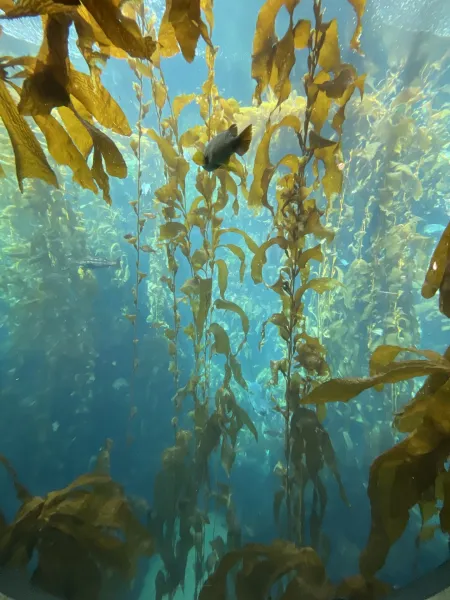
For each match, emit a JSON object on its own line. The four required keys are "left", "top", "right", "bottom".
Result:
{"left": 18, "top": 14, "right": 71, "bottom": 116}
{"left": 80, "top": 0, "right": 155, "bottom": 60}
{"left": 251, "top": 0, "right": 300, "bottom": 104}
{"left": 34, "top": 113, "right": 97, "bottom": 192}
{"left": 297, "top": 244, "right": 324, "bottom": 269}
{"left": 71, "top": 110, "right": 127, "bottom": 204}
{"left": 68, "top": 69, "right": 131, "bottom": 136}
{"left": 58, "top": 105, "right": 93, "bottom": 157}
{"left": 317, "top": 67, "right": 356, "bottom": 99}
{"left": 294, "top": 19, "right": 310, "bottom": 49}
{"left": 229, "top": 354, "right": 247, "bottom": 391}
{"left": 221, "top": 438, "right": 235, "bottom": 477}
{"left": 0, "top": 79, "right": 57, "bottom": 190}
{"left": 302, "top": 360, "right": 450, "bottom": 405}
{"left": 360, "top": 434, "right": 450, "bottom": 579}
{"left": 369, "top": 345, "right": 448, "bottom": 378}
{"left": 313, "top": 142, "right": 343, "bottom": 200}
{"left": 251, "top": 237, "right": 289, "bottom": 284}
{"left": 167, "top": 0, "right": 213, "bottom": 63}
{"left": 215, "top": 299, "right": 249, "bottom": 350}
{"left": 346, "top": 0, "right": 366, "bottom": 53}
{"left": 159, "top": 222, "right": 187, "bottom": 240}
{"left": 220, "top": 244, "right": 246, "bottom": 283}
{"left": 0, "top": 0, "right": 79, "bottom": 17}
{"left": 397, "top": 379, "right": 450, "bottom": 440}
{"left": 209, "top": 323, "right": 231, "bottom": 356}
{"left": 422, "top": 222, "right": 450, "bottom": 299}
{"left": 216, "top": 227, "right": 258, "bottom": 254}
{"left": 0, "top": 454, "right": 32, "bottom": 503}
{"left": 233, "top": 402, "right": 258, "bottom": 441}
{"left": 215, "top": 259, "right": 228, "bottom": 299}
{"left": 249, "top": 115, "right": 301, "bottom": 213}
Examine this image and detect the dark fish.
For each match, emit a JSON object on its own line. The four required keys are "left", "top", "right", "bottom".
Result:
{"left": 76, "top": 257, "right": 121, "bottom": 270}
{"left": 193, "top": 123, "right": 252, "bottom": 172}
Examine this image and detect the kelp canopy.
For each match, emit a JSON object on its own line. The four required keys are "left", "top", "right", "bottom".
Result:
{"left": 0, "top": 0, "right": 449, "bottom": 599}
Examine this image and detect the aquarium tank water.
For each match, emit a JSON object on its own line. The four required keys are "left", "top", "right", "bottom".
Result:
{"left": 0, "top": 0, "right": 450, "bottom": 599}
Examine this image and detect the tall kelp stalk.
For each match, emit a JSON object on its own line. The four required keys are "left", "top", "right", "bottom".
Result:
{"left": 298, "top": 223, "right": 450, "bottom": 579}
{"left": 247, "top": 0, "right": 365, "bottom": 552}
{"left": 122, "top": 0, "right": 155, "bottom": 438}
{"left": 141, "top": 2, "right": 258, "bottom": 597}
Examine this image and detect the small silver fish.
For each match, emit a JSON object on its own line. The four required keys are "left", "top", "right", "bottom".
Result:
{"left": 193, "top": 123, "right": 252, "bottom": 172}
{"left": 76, "top": 257, "right": 121, "bottom": 270}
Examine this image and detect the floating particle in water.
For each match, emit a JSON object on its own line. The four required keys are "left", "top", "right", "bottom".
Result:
{"left": 112, "top": 377, "right": 129, "bottom": 390}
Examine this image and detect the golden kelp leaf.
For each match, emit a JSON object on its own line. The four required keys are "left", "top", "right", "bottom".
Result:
{"left": 0, "top": 0, "right": 78, "bottom": 17}
{"left": 181, "top": 125, "right": 206, "bottom": 147}
{"left": 192, "top": 247, "right": 209, "bottom": 271}
{"left": 146, "top": 128, "right": 179, "bottom": 169}
{"left": 200, "top": 0, "right": 214, "bottom": 34}
{"left": 359, "top": 434, "right": 450, "bottom": 579}
{"left": 69, "top": 69, "right": 131, "bottom": 135}
{"left": 221, "top": 244, "right": 246, "bottom": 283}
{"left": 369, "top": 345, "right": 448, "bottom": 378}
{"left": 18, "top": 14, "right": 71, "bottom": 116}
{"left": 153, "top": 78, "right": 167, "bottom": 110}
{"left": 269, "top": 15, "right": 297, "bottom": 106}
{"left": 0, "top": 163, "right": 6, "bottom": 178}
{"left": 318, "top": 20, "right": 340, "bottom": 73}
{"left": 395, "top": 375, "right": 450, "bottom": 435}
{"left": 196, "top": 277, "right": 212, "bottom": 337}
{"left": 34, "top": 113, "right": 97, "bottom": 192}
{"left": 0, "top": 79, "right": 57, "bottom": 190}
{"left": 314, "top": 142, "right": 343, "bottom": 200}
{"left": 346, "top": 0, "right": 366, "bottom": 53}
{"left": 230, "top": 354, "right": 247, "bottom": 391}
{"left": 159, "top": 222, "right": 187, "bottom": 240}
{"left": 75, "top": 7, "right": 129, "bottom": 65}
{"left": 216, "top": 227, "right": 259, "bottom": 254}
{"left": 157, "top": 0, "right": 180, "bottom": 59}
{"left": 293, "top": 19, "right": 310, "bottom": 49}
{"left": 72, "top": 112, "right": 126, "bottom": 203}
{"left": 251, "top": 0, "right": 299, "bottom": 104}
{"left": 297, "top": 244, "right": 324, "bottom": 269}
{"left": 58, "top": 105, "right": 93, "bottom": 157}
{"left": 209, "top": 322, "right": 231, "bottom": 356}
{"left": 173, "top": 93, "right": 196, "bottom": 118}
{"left": 80, "top": 0, "right": 155, "bottom": 60}
{"left": 215, "top": 299, "right": 249, "bottom": 341}
{"left": 249, "top": 115, "right": 301, "bottom": 213}
{"left": 310, "top": 71, "right": 332, "bottom": 132}
{"left": 167, "top": 0, "right": 213, "bottom": 63}
{"left": 302, "top": 360, "right": 450, "bottom": 405}
{"left": 251, "top": 237, "right": 289, "bottom": 284}
{"left": 422, "top": 222, "right": 450, "bottom": 299}
{"left": 215, "top": 259, "right": 228, "bottom": 299}
{"left": 295, "top": 277, "right": 342, "bottom": 305}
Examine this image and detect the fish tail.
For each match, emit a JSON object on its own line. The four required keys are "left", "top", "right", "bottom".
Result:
{"left": 193, "top": 150, "right": 206, "bottom": 166}
{"left": 235, "top": 124, "right": 252, "bottom": 156}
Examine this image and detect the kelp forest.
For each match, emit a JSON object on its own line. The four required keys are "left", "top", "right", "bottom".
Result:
{"left": 0, "top": 0, "right": 449, "bottom": 599}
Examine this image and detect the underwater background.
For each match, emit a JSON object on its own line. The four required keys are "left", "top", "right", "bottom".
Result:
{"left": 0, "top": 0, "right": 450, "bottom": 599}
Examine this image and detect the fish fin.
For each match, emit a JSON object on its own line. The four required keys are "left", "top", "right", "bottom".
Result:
{"left": 235, "top": 124, "right": 252, "bottom": 156}
{"left": 115, "top": 258, "right": 121, "bottom": 269}
{"left": 193, "top": 151, "right": 206, "bottom": 166}
{"left": 228, "top": 123, "right": 238, "bottom": 136}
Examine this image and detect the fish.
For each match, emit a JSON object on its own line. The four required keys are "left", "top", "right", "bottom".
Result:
{"left": 75, "top": 257, "right": 121, "bottom": 270}
{"left": 193, "top": 124, "right": 252, "bottom": 172}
